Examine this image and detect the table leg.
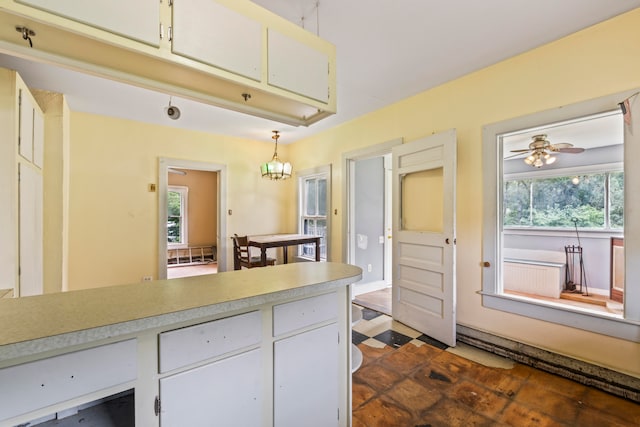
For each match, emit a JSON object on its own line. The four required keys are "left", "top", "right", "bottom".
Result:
{"left": 283, "top": 246, "right": 288, "bottom": 264}
{"left": 261, "top": 248, "right": 267, "bottom": 266}
{"left": 315, "top": 239, "right": 320, "bottom": 262}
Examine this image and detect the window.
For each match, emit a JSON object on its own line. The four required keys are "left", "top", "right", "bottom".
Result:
{"left": 504, "top": 171, "right": 623, "bottom": 229}
{"left": 482, "top": 90, "right": 640, "bottom": 342}
{"left": 167, "top": 186, "right": 188, "bottom": 248}
{"left": 298, "top": 166, "right": 331, "bottom": 261}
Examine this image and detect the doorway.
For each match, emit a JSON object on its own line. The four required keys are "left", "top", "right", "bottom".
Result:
{"left": 158, "top": 158, "right": 227, "bottom": 280}
{"left": 343, "top": 140, "right": 400, "bottom": 309}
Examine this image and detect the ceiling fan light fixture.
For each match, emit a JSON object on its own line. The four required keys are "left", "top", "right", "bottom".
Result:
{"left": 513, "top": 134, "right": 584, "bottom": 169}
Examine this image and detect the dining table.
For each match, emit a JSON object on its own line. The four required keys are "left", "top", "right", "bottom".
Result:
{"left": 248, "top": 234, "right": 321, "bottom": 266}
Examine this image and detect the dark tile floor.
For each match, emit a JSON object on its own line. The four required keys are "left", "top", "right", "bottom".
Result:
{"left": 351, "top": 306, "right": 640, "bottom": 427}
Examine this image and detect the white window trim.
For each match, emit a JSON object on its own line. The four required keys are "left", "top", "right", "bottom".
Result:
{"left": 167, "top": 185, "right": 188, "bottom": 249}
{"left": 296, "top": 165, "right": 331, "bottom": 262}
{"left": 482, "top": 89, "right": 640, "bottom": 342}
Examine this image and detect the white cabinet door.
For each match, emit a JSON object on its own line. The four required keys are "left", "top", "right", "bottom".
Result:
{"left": 160, "top": 349, "right": 263, "bottom": 426}
{"left": 268, "top": 29, "right": 330, "bottom": 103}
{"left": 16, "top": 0, "right": 160, "bottom": 46}
{"left": 18, "top": 89, "right": 33, "bottom": 162}
{"left": 18, "top": 163, "right": 43, "bottom": 297}
{"left": 172, "top": 0, "right": 262, "bottom": 80}
{"left": 274, "top": 323, "right": 339, "bottom": 427}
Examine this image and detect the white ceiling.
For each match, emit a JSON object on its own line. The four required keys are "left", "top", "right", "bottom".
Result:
{"left": 502, "top": 111, "right": 624, "bottom": 159}
{"left": 0, "top": 0, "right": 638, "bottom": 144}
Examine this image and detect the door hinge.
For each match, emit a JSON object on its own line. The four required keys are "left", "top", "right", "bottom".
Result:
{"left": 154, "top": 396, "right": 161, "bottom": 416}
{"left": 168, "top": 26, "right": 173, "bottom": 42}
{"left": 159, "top": 23, "right": 164, "bottom": 40}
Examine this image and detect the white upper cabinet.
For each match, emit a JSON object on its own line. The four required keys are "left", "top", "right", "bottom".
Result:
{"left": 172, "top": 0, "right": 262, "bottom": 81}
{"left": 268, "top": 29, "right": 330, "bottom": 103}
{"left": 16, "top": 0, "right": 160, "bottom": 46}
{"left": 1, "top": 0, "right": 336, "bottom": 125}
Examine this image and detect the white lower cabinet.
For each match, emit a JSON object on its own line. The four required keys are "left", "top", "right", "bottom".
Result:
{"left": 159, "top": 348, "right": 263, "bottom": 426}
{"left": 274, "top": 323, "right": 339, "bottom": 427}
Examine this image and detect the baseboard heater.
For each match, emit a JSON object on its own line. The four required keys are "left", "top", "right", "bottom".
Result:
{"left": 456, "top": 325, "right": 640, "bottom": 403}
{"left": 503, "top": 259, "right": 565, "bottom": 298}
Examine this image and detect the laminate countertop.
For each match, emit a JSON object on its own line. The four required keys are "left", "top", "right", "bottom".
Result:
{"left": 0, "top": 262, "right": 362, "bottom": 362}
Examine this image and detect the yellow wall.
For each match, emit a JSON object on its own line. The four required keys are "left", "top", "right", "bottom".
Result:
{"left": 289, "top": 10, "right": 640, "bottom": 377}
{"left": 67, "top": 113, "right": 292, "bottom": 289}
{"left": 168, "top": 169, "right": 218, "bottom": 247}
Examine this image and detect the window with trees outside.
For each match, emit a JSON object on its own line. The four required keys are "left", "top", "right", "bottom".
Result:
{"left": 298, "top": 166, "right": 330, "bottom": 261}
{"left": 167, "top": 186, "right": 188, "bottom": 248}
{"left": 482, "top": 89, "right": 640, "bottom": 343}
{"left": 504, "top": 171, "right": 624, "bottom": 230}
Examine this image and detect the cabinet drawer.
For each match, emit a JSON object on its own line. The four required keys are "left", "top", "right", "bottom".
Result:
{"left": 159, "top": 311, "right": 261, "bottom": 373}
{"left": 273, "top": 292, "right": 337, "bottom": 337}
{"left": 0, "top": 339, "right": 137, "bottom": 422}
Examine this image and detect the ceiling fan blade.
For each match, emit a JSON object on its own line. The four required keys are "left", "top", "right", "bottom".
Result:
{"left": 557, "top": 147, "right": 585, "bottom": 153}
{"left": 551, "top": 142, "right": 574, "bottom": 149}
{"left": 509, "top": 148, "right": 531, "bottom": 153}
{"left": 504, "top": 152, "right": 528, "bottom": 160}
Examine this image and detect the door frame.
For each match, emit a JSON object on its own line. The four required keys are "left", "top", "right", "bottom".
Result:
{"left": 158, "top": 157, "right": 227, "bottom": 279}
{"left": 342, "top": 138, "right": 402, "bottom": 295}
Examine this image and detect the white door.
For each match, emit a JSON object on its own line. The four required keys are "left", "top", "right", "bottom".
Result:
{"left": 392, "top": 130, "right": 457, "bottom": 346}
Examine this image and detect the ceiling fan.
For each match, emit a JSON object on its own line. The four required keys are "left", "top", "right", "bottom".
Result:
{"left": 509, "top": 134, "right": 585, "bottom": 168}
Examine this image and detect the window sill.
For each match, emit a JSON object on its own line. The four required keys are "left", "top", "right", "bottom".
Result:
{"left": 479, "top": 291, "right": 639, "bottom": 343}
{"left": 168, "top": 244, "right": 188, "bottom": 250}
{"left": 503, "top": 228, "right": 623, "bottom": 239}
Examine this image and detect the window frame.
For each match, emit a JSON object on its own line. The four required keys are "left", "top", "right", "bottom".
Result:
{"left": 297, "top": 165, "right": 331, "bottom": 262}
{"left": 482, "top": 90, "right": 640, "bottom": 342}
{"left": 167, "top": 185, "right": 188, "bottom": 249}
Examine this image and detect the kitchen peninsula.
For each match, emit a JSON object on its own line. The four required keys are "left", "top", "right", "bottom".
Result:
{"left": 0, "top": 262, "right": 362, "bottom": 427}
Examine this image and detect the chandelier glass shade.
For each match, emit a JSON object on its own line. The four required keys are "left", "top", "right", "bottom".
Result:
{"left": 261, "top": 131, "right": 292, "bottom": 180}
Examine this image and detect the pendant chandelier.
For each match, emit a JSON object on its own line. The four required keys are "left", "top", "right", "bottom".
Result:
{"left": 260, "top": 130, "right": 292, "bottom": 180}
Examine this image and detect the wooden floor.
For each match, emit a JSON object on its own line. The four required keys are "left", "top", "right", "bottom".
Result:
{"left": 167, "top": 262, "right": 218, "bottom": 279}
{"left": 353, "top": 287, "right": 392, "bottom": 315}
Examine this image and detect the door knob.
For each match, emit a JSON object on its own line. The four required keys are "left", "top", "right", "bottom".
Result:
{"left": 483, "top": 261, "right": 491, "bottom": 268}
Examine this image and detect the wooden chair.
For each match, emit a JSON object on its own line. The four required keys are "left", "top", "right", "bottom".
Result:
{"left": 232, "top": 234, "right": 276, "bottom": 270}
